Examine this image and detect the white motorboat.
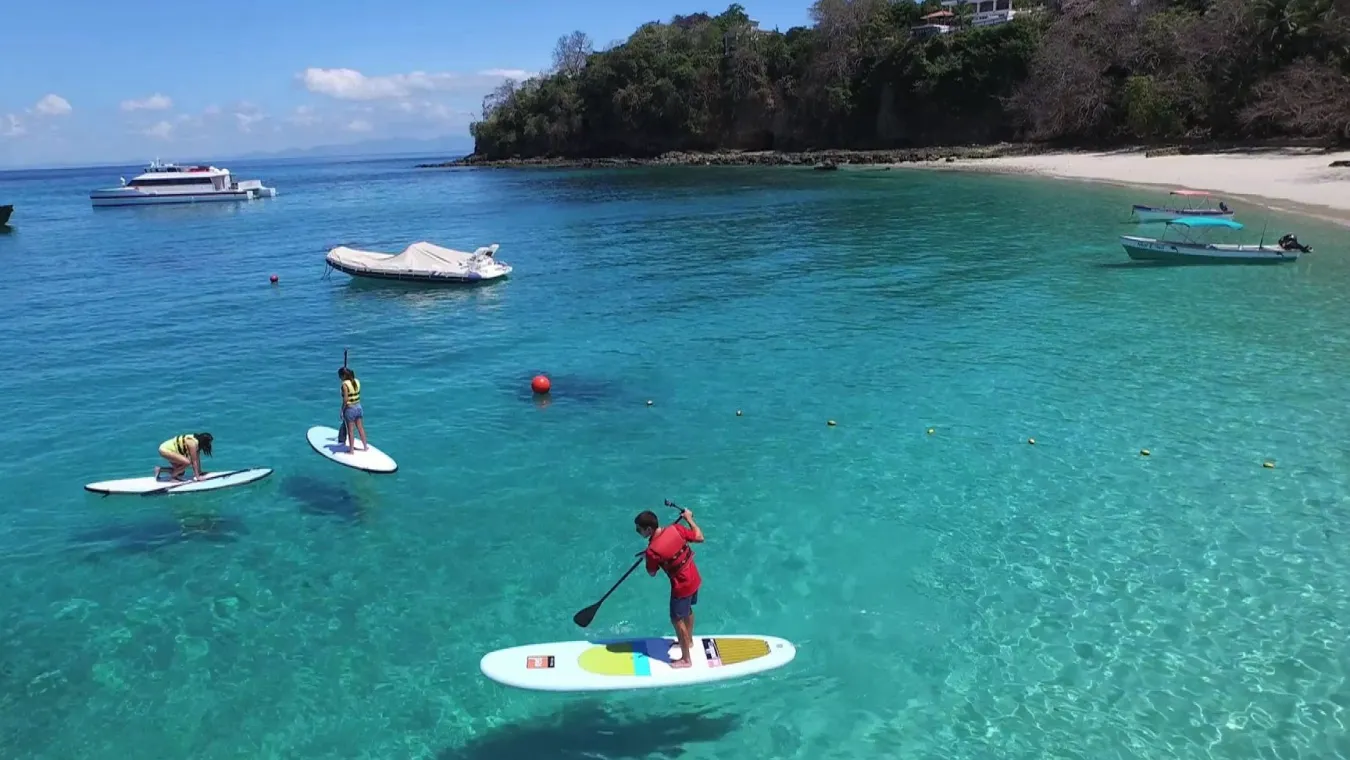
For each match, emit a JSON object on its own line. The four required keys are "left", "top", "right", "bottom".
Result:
{"left": 90, "top": 160, "right": 277, "bottom": 207}
{"left": 326, "top": 241, "right": 512, "bottom": 283}
{"left": 1130, "top": 189, "right": 1234, "bottom": 223}
{"left": 1119, "top": 217, "right": 1312, "bottom": 264}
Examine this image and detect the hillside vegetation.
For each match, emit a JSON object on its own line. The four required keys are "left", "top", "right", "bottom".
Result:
{"left": 468, "top": 0, "right": 1350, "bottom": 160}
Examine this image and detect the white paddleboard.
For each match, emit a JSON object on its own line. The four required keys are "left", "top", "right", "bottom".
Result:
{"left": 480, "top": 634, "right": 796, "bottom": 692}
{"left": 306, "top": 425, "right": 397, "bottom": 474}
{"left": 85, "top": 468, "right": 273, "bottom": 496}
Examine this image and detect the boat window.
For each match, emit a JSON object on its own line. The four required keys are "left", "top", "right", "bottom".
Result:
{"left": 127, "top": 176, "right": 217, "bottom": 187}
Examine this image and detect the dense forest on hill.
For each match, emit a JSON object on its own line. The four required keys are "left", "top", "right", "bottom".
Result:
{"left": 466, "top": 0, "right": 1350, "bottom": 161}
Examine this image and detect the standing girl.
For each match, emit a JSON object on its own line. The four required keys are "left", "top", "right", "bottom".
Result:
{"left": 339, "top": 367, "right": 368, "bottom": 452}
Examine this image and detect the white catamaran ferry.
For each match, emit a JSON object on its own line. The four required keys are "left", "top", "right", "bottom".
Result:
{"left": 89, "top": 160, "right": 278, "bottom": 207}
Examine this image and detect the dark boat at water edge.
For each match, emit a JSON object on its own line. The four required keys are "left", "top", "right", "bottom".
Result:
{"left": 0, "top": 205, "right": 12, "bottom": 226}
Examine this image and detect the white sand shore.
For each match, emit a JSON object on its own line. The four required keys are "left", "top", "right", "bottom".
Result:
{"left": 914, "top": 148, "right": 1350, "bottom": 226}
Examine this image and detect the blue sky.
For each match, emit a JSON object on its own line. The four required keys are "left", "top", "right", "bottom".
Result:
{"left": 0, "top": 0, "right": 814, "bottom": 167}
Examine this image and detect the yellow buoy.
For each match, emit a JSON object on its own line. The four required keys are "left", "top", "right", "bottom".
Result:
{"left": 1140, "top": 449, "right": 1150, "bottom": 457}
{"left": 827, "top": 420, "right": 837, "bottom": 427}
{"left": 1263, "top": 460, "right": 1275, "bottom": 469}
{"left": 927, "top": 428, "right": 935, "bottom": 435}
{"left": 1027, "top": 437, "right": 1036, "bottom": 445}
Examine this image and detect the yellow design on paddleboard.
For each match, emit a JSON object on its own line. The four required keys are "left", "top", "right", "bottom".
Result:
{"left": 578, "top": 642, "right": 652, "bottom": 676}
{"left": 711, "top": 637, "right": 771, "bottom": 665}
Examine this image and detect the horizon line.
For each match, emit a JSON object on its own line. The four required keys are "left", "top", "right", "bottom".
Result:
{"left": 0, "top": 147, "right": 472, "bottom": 173}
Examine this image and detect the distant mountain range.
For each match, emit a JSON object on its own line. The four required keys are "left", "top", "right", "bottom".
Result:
{"left": 228, "top": 135, "right": 473, "bottom": 161}
{"left": 0, "top": 136, "right": 475, "bottom": 171}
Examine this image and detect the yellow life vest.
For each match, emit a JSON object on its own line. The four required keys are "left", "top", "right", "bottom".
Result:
{"left": 342, "top": 378, "right": 361, "bottom": 405}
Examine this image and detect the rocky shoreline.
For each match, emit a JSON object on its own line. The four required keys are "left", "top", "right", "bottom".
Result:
{"left": 414, "top": 143, "right": 1058, "bottom": 170}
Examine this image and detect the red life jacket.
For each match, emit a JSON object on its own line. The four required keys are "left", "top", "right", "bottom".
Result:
{"left": 647, "top": 526, "right": 693, "bottom": 574}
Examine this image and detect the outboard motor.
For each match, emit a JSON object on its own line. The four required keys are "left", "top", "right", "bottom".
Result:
{"left": 1277, "top": 233, "right": 1312, "bottom": 253}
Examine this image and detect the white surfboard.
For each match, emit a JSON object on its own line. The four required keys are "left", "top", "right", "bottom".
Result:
{"left": 306, "top": 426, "right": 397, "bottom": 474}
{"left": 480, "top": 634, "right": 796, "bottom": 692}
{"left": 85, "top": 468, "right": 273, "bottom": 496}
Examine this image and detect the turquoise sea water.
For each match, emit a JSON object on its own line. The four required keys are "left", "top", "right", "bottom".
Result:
{"left": 2, "top": 156, "right": 1350, "bottom": 759}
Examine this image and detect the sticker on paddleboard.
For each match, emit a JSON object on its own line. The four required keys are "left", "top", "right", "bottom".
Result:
{"left": 480, "top": 634, "right": 796, "bottom": 692}
{"left": 84, "top": 468, "right": 273, "bottom": 496}
{"left": 305, "top": 425, "right": 397, "bottom": 474}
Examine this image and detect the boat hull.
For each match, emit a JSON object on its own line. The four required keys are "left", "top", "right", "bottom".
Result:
{"left": 1130, "top": 205, "right": 1235, "bottom": 223}
{"left": 1119, "top": 236, "right": 1301, "bottom": 264}
{"left": 0, "top": 204, "right": 11, "bottom": 226}
{"left": 89, "top": 188, "right": 277, "bottom": 207}
{"left": 327, "top": 258, "right": 512, "bottom": 284}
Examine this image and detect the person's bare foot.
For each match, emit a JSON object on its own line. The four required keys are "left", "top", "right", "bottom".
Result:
{"left": 670, "top": 658, "right": 692, "bottom": 669}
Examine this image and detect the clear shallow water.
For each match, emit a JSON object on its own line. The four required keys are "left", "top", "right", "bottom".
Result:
{"left": 2, "top": 158, "right": 1350, "bottom": 759}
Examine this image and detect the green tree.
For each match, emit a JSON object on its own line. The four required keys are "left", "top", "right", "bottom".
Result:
{"left": 467, "top": 0, "right": 1350, "bottom": 160}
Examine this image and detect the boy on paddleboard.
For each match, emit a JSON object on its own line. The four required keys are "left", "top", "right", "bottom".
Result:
{"left": 636, "top": 508, "right": 704, "bottom": 668}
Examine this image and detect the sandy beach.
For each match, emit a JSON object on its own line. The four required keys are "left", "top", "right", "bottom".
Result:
{"left": 915, "top": 148, "right": 1350, "bottom": 226}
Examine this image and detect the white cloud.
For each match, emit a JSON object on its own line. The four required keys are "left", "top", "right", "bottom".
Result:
{"left": 229, "top": 101, "right": 265, "bottom": 133}
{"left": 235, "top": 113, "right": 264, "bottom": 132}
{"left": 1, "top": 114, "right": 22, "bottom": 137}
{"left": 143, "top": 120, "right": 174, "bottom": 139}
{"left": 34, "top": 94, "right": 72, "bottom": 116}
{"left": 480, "top": 68, "right": 533, "bottom": 80}
{"left": 121, "top": 94, "right": 173, "bottom": 111}
{"left": 394, "top": 100, "right": 471, "bottom": 123}
{"left": 345, "top": 119, "right": 373, "bottom": 132}
{"left": 286, "top": 105, "right": 320, "bottom": 126}
{"left": 299, "top": 67, "right": 533, "bottom": 101}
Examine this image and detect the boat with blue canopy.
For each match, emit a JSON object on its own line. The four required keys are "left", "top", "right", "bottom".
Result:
{"left": 1119, "top": 217, "right": 1312, "bottom": 264}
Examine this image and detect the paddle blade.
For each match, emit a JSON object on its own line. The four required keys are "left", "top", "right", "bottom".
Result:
{"left": 573, "top": 602, "right": 601, "bottom": 628}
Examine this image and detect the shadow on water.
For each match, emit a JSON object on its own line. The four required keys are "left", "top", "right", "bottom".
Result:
{"left": 1095, "top": 260, "right": 1299, "bottom": 269}
{"left": 281, "top": 474, "right": 366, "bottom": 524}
{"left": 69, "top": 513, "right": 248, "bottom": 558}
{"left": 330, "top": 274, "right": 510, "bottom": 311}
{"left": 512, "top": 165, "right": 820, "bottom": 205}
{"left": 1097, "top": 260, "right": 1183, "bottom": 269}
{"left": 504, "top": 371, "right": 628, "bottom": 407}
{"left": 437, "top": 701, "right": 739, "bottom": 760}
{"left": 90, "top": 201, "right": 270, "bottom": 223}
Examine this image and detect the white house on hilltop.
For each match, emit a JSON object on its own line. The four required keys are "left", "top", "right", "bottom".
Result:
{"left": 940, "top": 0, "right": 1019, "bottom": 27}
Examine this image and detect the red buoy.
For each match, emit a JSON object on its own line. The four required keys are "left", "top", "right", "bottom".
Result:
{"left": 531, "top": 374, "right": 551, "bottom": 394}
{"left": 270, "top": 274, "right": 279, "bottom": 284}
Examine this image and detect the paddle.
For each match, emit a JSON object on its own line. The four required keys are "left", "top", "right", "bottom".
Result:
{"left": 337, "top": 348, "right": 349, "bottom": 445}
{"left": 573, "top": 501, "right": 688, "bottom": 629}
{"left": 143, "top": 469, "right": 240, "bottom": 496}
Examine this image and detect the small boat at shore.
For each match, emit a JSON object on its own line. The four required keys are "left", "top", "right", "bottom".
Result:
{"left": 0, "top": 204, "right": 11, "bottom": 226}
{"left": 326, "top": 241, "right": 512, "bottom": 284}
{"left": 1131, "top": 190, "right": 1234, "bottom": 223}
{"left": 1119, "top": 217, "right": 1311, "bottom": 264}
